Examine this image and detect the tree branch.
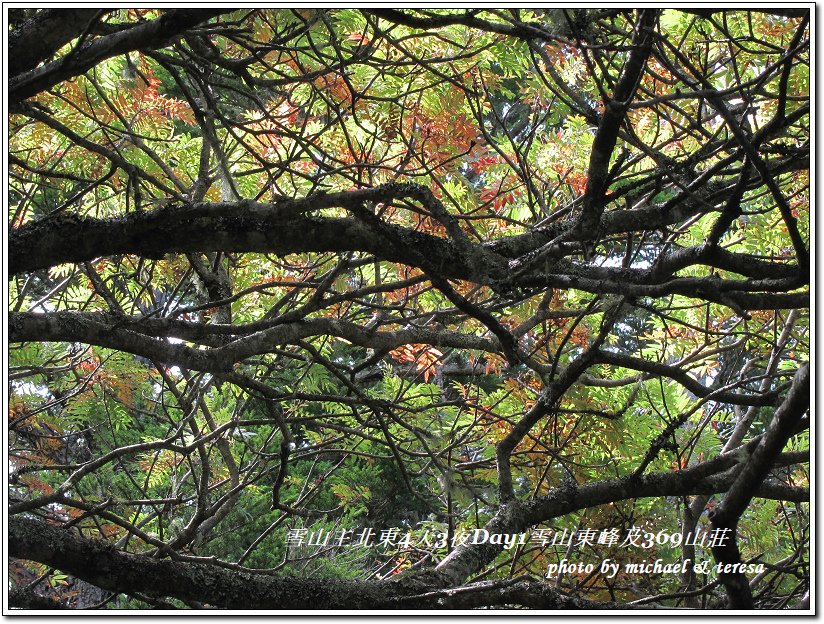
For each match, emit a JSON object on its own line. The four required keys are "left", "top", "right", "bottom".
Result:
{"left": 9, "top": 10, "right": 232, "bottom": 105}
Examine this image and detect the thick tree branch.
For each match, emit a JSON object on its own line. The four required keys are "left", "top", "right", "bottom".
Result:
{"left": 8, "top": 515, "right": 406, "bottom": 609}
{"left": 435, "top": 442, "right": 808, "bottom": 586}
{"left": 578, "top": 10, "right": 657, "bottom": 232}
{"left": 9, "top": 10, "right": 232, "bottom": 105}
{"left": 9, "top": 188, "right": 808, "bottom": 311}
{"left": 8, "top": 9, "right": 106, "bottom": 76}
{"left": 709, "top": 363, "right": 809, "bottom": 609}
{"left": 9, "top": 516, "right": 628, "bottom": 610}
{"left": 9, "top": 311, "right": 497, "bottom": 374}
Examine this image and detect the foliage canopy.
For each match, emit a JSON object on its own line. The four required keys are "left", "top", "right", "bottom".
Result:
{"left": 7, "top": 8, "right": 810, "bottom": 611}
